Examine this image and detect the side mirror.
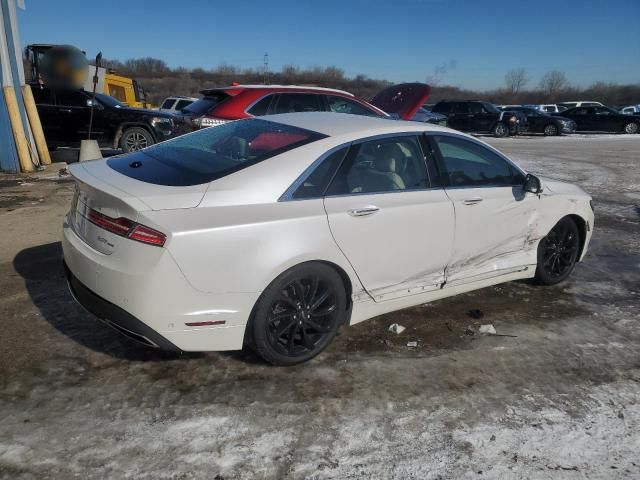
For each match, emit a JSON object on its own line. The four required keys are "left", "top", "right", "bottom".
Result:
{"left": 523, "top": 174, "right": 543, "bottom": 194}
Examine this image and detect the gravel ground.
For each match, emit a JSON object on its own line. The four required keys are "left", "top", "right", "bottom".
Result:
{"left": 0, "top": 135, "right": 639, "bottom": 479}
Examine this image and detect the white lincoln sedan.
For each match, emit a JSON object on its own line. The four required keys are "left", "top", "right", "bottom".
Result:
{"left": 62, "top": 112, "right": 594, "bottom": 365}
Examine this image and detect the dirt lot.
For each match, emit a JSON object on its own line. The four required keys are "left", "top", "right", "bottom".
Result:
{"left": 1, "top": 136, "right": 639, "bottom": 479}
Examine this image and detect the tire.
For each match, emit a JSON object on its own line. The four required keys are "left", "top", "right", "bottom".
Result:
{"left": 543, "top": 123, "right": 559, "bottom": 136}
{"left": 534, "top": 217, "right": 581, "bottom": 286}
{"left": 249, "top": 262, "right": 347, "bottom": 366}
{"left": 493, "top": 122, "right": 509, "bottom": 138}
{"left": 623, "top": 122, "right": 639, "bottom": 134}
{"left": 120, "top": 127, "right": 154, "bottom": 152}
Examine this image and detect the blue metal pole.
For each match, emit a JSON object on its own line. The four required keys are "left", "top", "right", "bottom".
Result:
{"left": 0, "top": 0, "right": 19, "bottom": 172}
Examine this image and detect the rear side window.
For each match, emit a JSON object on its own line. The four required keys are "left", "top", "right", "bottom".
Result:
{"left": 183, "top": 93, "right": 230, "bottom": 115}
{"left": 290, "top": 147, "right": 348, "bottom": 199}
{"left": 327, "top": 95, "right": 380, "bottom": 117}
{"left": 107, "top": 119, "right": 327, "bottom": 186}
{"left": 273, "top": 94, "right": 322, "bottom": 114}
{"left": 247, "top": 95, "right": 273, "bottom": 116}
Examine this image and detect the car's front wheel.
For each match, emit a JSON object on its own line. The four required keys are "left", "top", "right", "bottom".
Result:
{"left": 249, "top": 263, "right": 347, "bottom": 366}
{"left": 623, "top": 121, "right": 639, "bottom": 134}
{"left": 493, "top": 122, "right": 509, "bottom": 137}
{"left": 543, "top": 123, "right": 559, "bottom": 136}
{"left": 534, "top": 217, "right": 581, "bottom": 285}
{"left": 120, "top": 127, "right": 154, "bottom": 152}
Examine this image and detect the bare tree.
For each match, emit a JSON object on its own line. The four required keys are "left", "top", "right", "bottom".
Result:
{"left": 539, "top": 70, "right": 569, "bottom": 96}
{"left": 504, "top": 68, "right": 529, "bottom": 95}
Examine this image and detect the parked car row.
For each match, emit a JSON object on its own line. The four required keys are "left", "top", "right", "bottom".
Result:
{"left": 30, "top": 80, "right": 640, "bottom": 154}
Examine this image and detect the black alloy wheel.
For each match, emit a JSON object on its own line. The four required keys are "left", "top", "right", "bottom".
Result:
{"left": 534, "top": 217, "right": 581, "bottom": 285}
{"left": 544, "top": 124, "right": 559, "bottom": 136}
{"left": 250, "top": 263, "right": 346, "bottom": 365}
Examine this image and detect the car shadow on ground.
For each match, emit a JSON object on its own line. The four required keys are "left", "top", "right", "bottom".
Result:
{"left": 13, "top": 241, "right": 207, "bottom": 362}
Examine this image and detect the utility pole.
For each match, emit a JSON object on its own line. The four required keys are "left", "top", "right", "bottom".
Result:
{"left": 263, "top": 52, "right": 269, "bottom": 85}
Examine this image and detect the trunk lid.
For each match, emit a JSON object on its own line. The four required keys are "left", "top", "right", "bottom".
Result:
{"left": 68, "top": 159, "right": 207, "bottom": 254}
{"left": 369, "top": 83, "right": 432, "bottom": 120}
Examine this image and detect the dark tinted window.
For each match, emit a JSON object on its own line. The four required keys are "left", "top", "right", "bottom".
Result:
{"left": 161, "top": 99, "right": 175, "bottom": 109}
{"left": 31, "top": 86, "right": 52, "bottom": 104}
{"left": 432, "top": 102, "right": 451, "bottom": 114}
{"left": 290, "top": 147, "right": 348, "bottom": 199}
{"left": 327, "top": 95, "right": 380, "bottom": 117}
{"left": 469, "top": 103, "right": 485, "bottom": 114}
{"left": 55, "top": 90, "right": 87, "bottom": 107}
{"left": 433, "top": 135, "right": 522, "bottom": 187}
{"left": 183, "top": 93, "right": 230, "bottom": 115}
{"left": 273, "top": 94, "right": 322, "bottom": 114}
{"left": 327, "top": 136, "right": 428, "bottom": 195}
{"left": 175, "top": 99, "right": 193, "bottom": 110}
{"left": 451, "top": 102, "right": 469, "bottom": 114}
{"left": 107, "top": 119, "right": 326, "bottom": 186}
{"left": 247, "top": 95, "right": 273, "bottom": 116}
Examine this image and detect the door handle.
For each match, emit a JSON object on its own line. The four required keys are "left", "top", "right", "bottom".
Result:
{"left": 59, "top": 109, "right": 72, "bottom": 113}
{"left": 463, "top": 197, "right": 483, "bottom": 205}
{"left": 348, "top": 206, "right": 379, "bottom": 217}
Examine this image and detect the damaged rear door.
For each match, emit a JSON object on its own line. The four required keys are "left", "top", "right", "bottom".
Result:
{"left": 429, "top": 134, "right": 539, "bottom": 285}
{"left": 323, "top": 134, "right": 454, "bottom": 301}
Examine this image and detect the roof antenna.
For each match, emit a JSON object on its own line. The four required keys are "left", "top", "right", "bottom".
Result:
{"left": 263, "top": 52, "right": 269, "bottom": 85}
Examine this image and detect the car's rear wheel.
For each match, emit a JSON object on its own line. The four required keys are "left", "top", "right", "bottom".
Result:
{"left": 543, "top": 123, "right": 559, "bottom": 136}
{"left": 493, "top": 122, "right": 509, "bottom": 137}
{"left": 120, "top": 127, "right": 154, "bottom": 152}
{"left": 623, "top": 122, "right": 639, "bottom": 134}
{"left": 534, "top": 217, "right": 581, "bottom": 285}
{"left": 250, "top": 263, "right": 347, "bottom": 366}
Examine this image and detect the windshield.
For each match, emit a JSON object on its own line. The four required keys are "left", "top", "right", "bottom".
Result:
{"left": 95, "top": 93, "right": 125, "bottom": 108}
{"left": 183, "top": 92, "right": 230, "bottom": 114}
{"left": 107, "top": 119, "right": 327, "bottom": 186}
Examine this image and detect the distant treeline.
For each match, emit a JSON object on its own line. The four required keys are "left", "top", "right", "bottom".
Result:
{"left": 82, "top": 57, "right": 640, "bottom": 107}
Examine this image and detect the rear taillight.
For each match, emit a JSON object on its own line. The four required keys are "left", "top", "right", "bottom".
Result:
{"left": 87, "top": 208, "right": 166, "bottom": 247}
{"left": 193, "top": 116, "right": 229, "bottom": 128}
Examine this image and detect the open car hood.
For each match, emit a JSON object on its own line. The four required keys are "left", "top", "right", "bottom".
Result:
{"left": 369, "top": 83, "right": 432, "bottom": 120}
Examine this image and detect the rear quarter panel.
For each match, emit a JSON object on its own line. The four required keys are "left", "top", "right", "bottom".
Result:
{"left": 144, "top": 200, "right": 365, "bottom": 297}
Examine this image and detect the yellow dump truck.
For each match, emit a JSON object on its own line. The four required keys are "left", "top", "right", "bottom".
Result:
{"left": 25, "top": 44, "right": 153, "bottom": 109}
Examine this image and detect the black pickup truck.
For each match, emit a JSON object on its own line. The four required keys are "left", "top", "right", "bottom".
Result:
{"left": 431, "top": 100, "right": 525, "bottom": 137}
{"left": 30, "top": 84, "right": 187, "bottom": 152}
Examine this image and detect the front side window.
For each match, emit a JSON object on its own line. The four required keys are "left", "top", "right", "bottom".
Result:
{"left": 107, "top": 119, "right": 326, "bottom": 186}
{"left": 273, "top": 94, "right": 322, "bottom": 114}
{"left": 55, "top": 90, "right": 88, "bottom": 107}
{"left": 327, "top": 136, "right": 429, "bottom": 195}
{"left": 327, "top": 95, "right": 380, "bottom": 117}
{"left": 432, "top": 135, "right": 522, "bottom": 188}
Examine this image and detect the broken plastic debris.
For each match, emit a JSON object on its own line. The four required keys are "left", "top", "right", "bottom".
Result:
{"left": 388, "top": 323, "right": 405, "bottom": 334}
{"left": 479, "top": 324, "right": 497, "bottom": 335}
{"left": 464, "top": 326, "right": 475, "bottom": 336}
{"left": 406, "top": 341, "right": 418, "bottom": 348}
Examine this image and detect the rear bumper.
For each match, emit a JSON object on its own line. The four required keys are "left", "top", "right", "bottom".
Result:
{"left": 64, "top": 261, "right": 180, "bottom": 351}
{"left": 62, "top": 217, "right": 255, "bottom": 352}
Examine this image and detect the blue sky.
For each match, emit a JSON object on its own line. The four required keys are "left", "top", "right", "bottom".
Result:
{"left": 18, "top": 0, "right": 640, "bottom": 90}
